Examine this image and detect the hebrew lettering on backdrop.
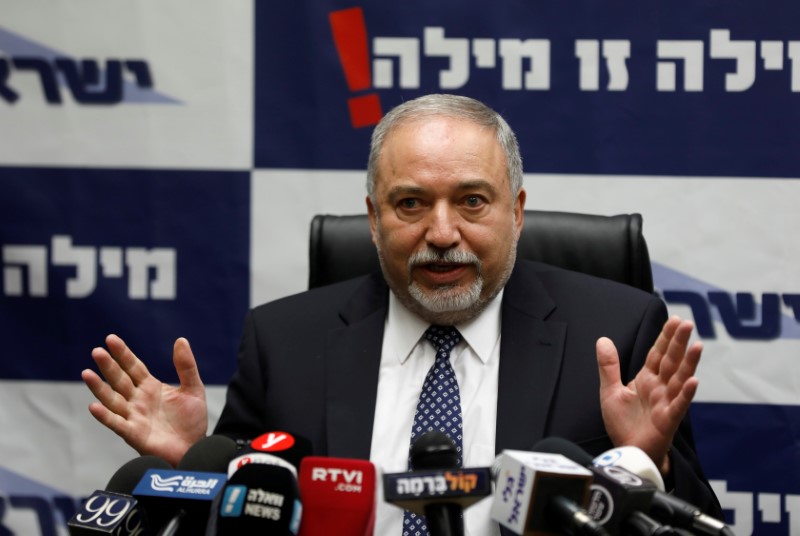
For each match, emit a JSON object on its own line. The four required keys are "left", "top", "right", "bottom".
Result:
{"left": 54, "top": 59, "right": 124, "bottom": 104}
{"left": 575, "top": 39, "right": 631, "bottom": 91}
{"left": 0, "top": 58, "right": 17, "bottom": 102}
{"left": 789, "top": 43, "right": 800, "bottom": 91}
{"left": 52, "top": 235, "right": 97, "bottom": 298}
{"left": 711, "top": 481, "right": 800, "bottom": 535}
{"left": 656, "top": 41, "right": 704, "bottom": 91}
{"left": 2, "top": 245, "right": 48, "bottom": 297}
{"left": 0, "top": 57, "right": 153, "bottom": 104}
{"left": 8, "top": 496, "right": 57, "bottom": 536}
{"left": 498, "top": 38, "right": 550, "bottom": 90}
{"left": 125, "top": 247, "right": 177, "bottom": 300}
{"left": 662, "top": 290, "right": 800, "bottom": 339}
{"left": 372, "top": 29, "right": 551, "bottom": 91}
{"left": 364, "top": 27, "right": 800, "bottom": 93}
{"left": 472, "top": 38, "right": 496, "bottom": 69}
{"left": 11, "top": 57, "right": 61, "bottom": 102}
{"left": 373, "top": 37, "right": 420, "bottom": 89}
{"left": 424, "top": 27, "right": 470, "bottom": 89}
{"left": 709, "top": 29, "right": 756, "bottom": 92}
{"left": 2, "top": 236, "right": 176, "bottom": 300}
{"left": 707, "top": 292, "right": 781, "bottom": 340}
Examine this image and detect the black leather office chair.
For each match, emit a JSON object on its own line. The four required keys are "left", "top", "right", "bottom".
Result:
{"left": 308, "top": 210, "right": 654, "bottom": 293}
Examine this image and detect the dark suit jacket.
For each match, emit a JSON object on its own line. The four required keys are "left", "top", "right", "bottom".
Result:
{"left": 215, "top": 259, "right": 722, "bottom": 519}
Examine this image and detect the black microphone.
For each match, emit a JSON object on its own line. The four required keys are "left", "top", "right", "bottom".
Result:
{"left": 242, "top": 430, "right": 313, "bottom": 470}
{"left": 537, "top": 438, "right": 733, "bottom": 536}
{"left": 490, "top": 446, "right": 608, "bottom": 536}
{"left": 383, "top": 431, "right": 493, "bottom": 536}
{"left": 178, "top": 435, "right": 238, "bottom": 474}
{"left": 132, "top": 436, "right": 233, "bottom": 535}
{"left": 68, "top": 455, "right": 172, "bottom": 535}
{"left": 205, "top": 430, "right": 312, "bottom": 535}
{"left": 214, "top": 462, "right": 303, "bottom": 534}
{"left": 226, "top": 430, "right": 314, "bottom": 480}
{"left": 647, "top": 489, "right": 734, "bottom": 536}
{"left": 532, "top": 437, "right": 666, "bottom": 535}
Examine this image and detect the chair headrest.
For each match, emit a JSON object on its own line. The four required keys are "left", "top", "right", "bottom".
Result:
{"left": 309, "top": 211, "right": 653, "bottom": 293}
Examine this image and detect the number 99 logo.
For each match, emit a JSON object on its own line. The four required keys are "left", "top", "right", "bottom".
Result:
{"left": 75, "top": 494, "right": 135, "bottom": 528}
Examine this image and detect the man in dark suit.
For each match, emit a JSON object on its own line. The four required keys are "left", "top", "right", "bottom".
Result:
{"left": 83, "top": 94, "right": 720, "bottom": 534}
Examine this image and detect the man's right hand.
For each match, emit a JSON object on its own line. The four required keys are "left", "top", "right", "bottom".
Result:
{"left": 81, "top": 335, "right": 209, "bottom": 467}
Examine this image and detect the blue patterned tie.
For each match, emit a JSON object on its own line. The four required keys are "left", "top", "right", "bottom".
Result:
{"left": 402, "top": 325, "right": 463, "bottom": 536}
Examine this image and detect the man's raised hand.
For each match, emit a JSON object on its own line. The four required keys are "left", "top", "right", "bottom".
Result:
{"left": 81, "top": 335, "right": 208, "bottom": 467}
{"left": 596, "top": 316, "right": 703, "bottom": 475}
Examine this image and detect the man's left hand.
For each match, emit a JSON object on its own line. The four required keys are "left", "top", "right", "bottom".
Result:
{"left": 596, "top": 315, "right": 703, "bottom": 475}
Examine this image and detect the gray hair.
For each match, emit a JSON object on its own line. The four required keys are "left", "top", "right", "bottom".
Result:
{"left": 366, "top": 94, "right": 523, "bottom": 204}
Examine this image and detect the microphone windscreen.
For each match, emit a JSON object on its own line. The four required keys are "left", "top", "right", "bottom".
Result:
{"left": 178, "top": 435, "right": 238, "bottom": 472}
{"left": 410, "top": 430, "right": 458, "bottom": 469}
{"left": 229, "top": 452, "right": 298, "bottom": 479}
{"left": 298, "top": 457, "right": 376, "bottom": 536}
{"left": 490, "top": 449, "right": 593, "bottom": 535}
{"left": 593, "top": 446, "right": 666, "bottom": 492}
{"left": 105, "top": 455, "right": 172, "bottom": 494}
{"left": 531, "top": 436, "right": 594, "bottom": 466}
{"left": 216, "top": 462, "right": 302, "bottom": 534}
{"left": 245, "top": 431, "right": 313, "bottom": 469}
{"left": 528, "top": 438, "right": 660, "bottom": 533}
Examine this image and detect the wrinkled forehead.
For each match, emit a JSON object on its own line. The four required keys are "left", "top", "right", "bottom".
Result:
{"left": 376, "top": 116, "right": 509, "bottom": 185}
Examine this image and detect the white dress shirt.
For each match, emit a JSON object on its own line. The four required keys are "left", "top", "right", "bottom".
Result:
{"left": 369, "top": 290, "right": 504, "bottom": 536}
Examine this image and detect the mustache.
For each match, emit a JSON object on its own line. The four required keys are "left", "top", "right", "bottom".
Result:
{"left": 407, "top": 248, "right": 482, "bottom": 269}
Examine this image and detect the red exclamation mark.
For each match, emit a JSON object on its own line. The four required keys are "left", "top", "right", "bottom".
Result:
{"left": 329, "top": 7, "right": 383, "bottom": 128}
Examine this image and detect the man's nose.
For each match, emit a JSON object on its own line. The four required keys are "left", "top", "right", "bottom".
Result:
{"left": 424, "top": 203, "right": 461, "bottom": 249}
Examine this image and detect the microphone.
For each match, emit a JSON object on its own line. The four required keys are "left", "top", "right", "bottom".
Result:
{"left": 215, "top": 462, "right": 303, "bottom": 534}
{"left": 297, "top": 456, "right": 376, "bottom": 536}
{"left": 228, "top": 451, "right": 299, "bottom": 479}
{"left": 532, "top": 437, "right": 662, "bottom": 535}
{"left": 228, "top": 429, "right": 313, "bottom": 479}
{"left": 133, "top": 436, "right": 232, "bottom": 535}
{"left": 646, "top": 487, "right": 734, "bottom": 536}
{"left": 68, "top": 455, "right": 172, "bottom": 535}
{"left": 178, "top": 435, "right": 238, "bottom": 474}
{"left": 383, "top": 431, "right": 493, "bottom": 536}
{"left": 244, "top": 430, "right": 313, "bottom": 470}
{"left": 206, "top": 431, "right": 311, "bottom": 536}
{"left": 592, "top": 446, "right": 665, "bottom": 492}
{"left": 538, "top": 438, "right": 734, "bottom": 536}
{"left": 489, "top": 447, "right": 608, "bottom": 536}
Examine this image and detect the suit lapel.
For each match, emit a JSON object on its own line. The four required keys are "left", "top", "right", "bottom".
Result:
{"left": 496, "top": 263, "right": 567, "bottom": 453}
{"left": 324, "top": 274, "right": 389, "bottom": 459}
{"left": 322, "top": 263, "right": 568, "bottom": 459}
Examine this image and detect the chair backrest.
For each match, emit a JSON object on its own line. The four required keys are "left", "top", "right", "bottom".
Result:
{"left": 308, "top": 210, "right": 654, "bottom": 293}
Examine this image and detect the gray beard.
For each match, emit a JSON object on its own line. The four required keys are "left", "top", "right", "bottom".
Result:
{"left": 376, "top": 242, "right": 517, "bottom": 325}
{"left": 406, "top": 248, "right": 483, "bottom": 316}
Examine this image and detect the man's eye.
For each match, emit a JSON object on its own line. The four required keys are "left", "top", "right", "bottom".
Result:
{"left": 464, "top": 195, "right": 484, "bottom": 207}
{"left": 399, "top": 198, "right": 419, "bottom": 209}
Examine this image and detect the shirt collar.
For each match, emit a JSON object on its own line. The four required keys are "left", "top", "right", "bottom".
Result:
{"left": 385, "top": 289, "right": 504, "bottom": 366}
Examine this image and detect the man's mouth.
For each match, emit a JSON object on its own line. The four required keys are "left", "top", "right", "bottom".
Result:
{"left": 424, "top": 262, "right": 465, "bottom": 273}
{"left": 415, "top": 262, "right": 470, "bottom": 285}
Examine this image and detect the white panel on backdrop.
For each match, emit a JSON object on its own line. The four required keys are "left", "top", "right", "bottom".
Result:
{"left": 0, "top": 0, "right": 253, "bottom": 169}
{"left": 0, "top": 380, "right": 227, "bottom": 494}
{"left": 523, "top": 174, "right": 800, "bottom": 406}
{"left": 250, "top": 169, "right": 369, "bottom": 306}
{"left": 523, "top": 174, "right": 799, "bottom": 286}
